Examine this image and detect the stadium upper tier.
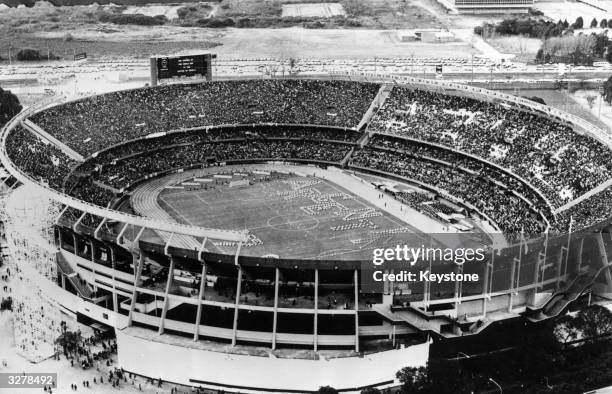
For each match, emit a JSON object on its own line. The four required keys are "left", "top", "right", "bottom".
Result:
{"left": 3, "top": 78, "right": 612, "bottom": 236}
{"left": 369, "top": 86, "right": 612, "bottom": 208}
{"left": 28, "top": 80, "right": 380, "bottom": 156}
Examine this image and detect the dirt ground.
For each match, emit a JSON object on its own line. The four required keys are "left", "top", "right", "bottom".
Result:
{"left": 23, "top": 25, "right": 480, "bottom": 60}
{"left": 214, "top": 28, "right": 479, "bottom": 59}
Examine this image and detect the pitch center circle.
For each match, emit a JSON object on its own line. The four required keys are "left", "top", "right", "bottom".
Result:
{"left": 267, "top": 214, "right": 319, "bottom": 231}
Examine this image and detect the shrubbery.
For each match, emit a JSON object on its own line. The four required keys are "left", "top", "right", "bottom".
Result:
{"left": 184, "top": 15, "right": 341, "bottom": 29}
{"left": 196, "top": 17, "right": 235, "bottom": 28}
{"left": 16, "top": 48, "right": 58, "bottom": 61}
{"left": 477, "top": 18, "right": 563, "bottom": 38}
{"left": 98, "top": 12, "right": 167, "bottom": 26}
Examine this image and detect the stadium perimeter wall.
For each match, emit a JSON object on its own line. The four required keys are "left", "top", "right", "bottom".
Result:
{"left": 115, "top": 328, "right": 429, "bottom": 393}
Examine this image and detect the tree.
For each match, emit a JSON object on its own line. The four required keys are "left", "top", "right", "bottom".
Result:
{"left": 360, "top": 388, "right": 381, "bottom": 394}
{"left": 554, "top": 314, "right": 581, "bottom": 345}
{"left": 55, "top": 329, "right": 82, "bottom": 358}
{"left": 575, "top": 305, "right": 612, "bottom": 340}
{"left": 0, "top": 87, "right": 21, "bottom": 126}
{"left": 601, "top": 19, "right": 608, "bottom": 28}
{"left": 606, "top": 44, "right": 612, "bottom": 62}
{"left": 574, "top": 16, "right": 584, "bottom": 29}
{"left": 318, "top": 386, "right": 338, "bottom": 394}
{"left": 16, "top": 48, "right": 44, "bottom": 61}
{"left": 592, "top": 32, "right": 610, "bottom": 57}
{"left": 591, "top": 18, "right": 598, "bottom": 28}
{"left": 396, "top": 366, "right": 429, "bottom": 393}
{"left": 603, "top": 76, "right": 612, "bottom": 104}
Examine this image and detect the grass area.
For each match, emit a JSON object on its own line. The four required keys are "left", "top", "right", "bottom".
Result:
{"left": 158, "top": 173, "right": 416, "bottom": 260}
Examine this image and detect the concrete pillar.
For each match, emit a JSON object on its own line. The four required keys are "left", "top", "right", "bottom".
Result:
{"left": 454, "top": 263, "right": 463, "bottom": 311}
{"left": 482, "top": 254, "right": 493, "bottom": 316}
{"left": 272, "top": 267, "right": 280, "bottom": 350}
{"left": 354, "top": 269, "right": 359, "bottom": 353}
{"left": 72, "top": 233, "right": 78, "bottom": 255}
{"left": 231, "top": 266, "right": 243, "bottom": 346}
{"left": 314, "top": 269, "right": 319, "bottom": 352}
{"left": 576, "top": 237, "right": 585, "bottom": 273}
{"left": 110, "top": 246, "right": 118, "bottom": 313}
{"left": 508, "top": 257, "right": 517, "bottom": 312}
{"left": 158, "top": 256, "right": 175, "bottom": 335}
{"left": 193, "top": 261, "right": 206, "bottom": 341}
{"left": 596, "top": 232, "right": 612, "bottom": 292}
{"left": 127, "top": 251, "right": 145, "bottom": 326}
{"left": 90, "top": 241, "right": 97, "bottom": 295}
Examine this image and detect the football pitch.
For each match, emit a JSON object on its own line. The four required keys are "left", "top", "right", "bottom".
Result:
{"left": 158, "top": 174, "right": 425, "bottom": 260}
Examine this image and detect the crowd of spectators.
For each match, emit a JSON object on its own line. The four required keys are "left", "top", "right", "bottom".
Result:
{"left": 67, "top": 179, "right": 116, "bottom": 207}
{"left": 5, "top": 125, "right": 76, "bottom": 191}
{"left": 369, "top": 86, "right": 612, "bottom": 208}
{"left": 368, "top": 134, "right": 552, "bottom": 219}
{"left": 29, "top": 80, "right": 379, "bottom": 156}
{"left": 88, "top": 139, "right": 352, "bottom": 191}
{"left": 351, "top": 146, "right": 545, "bottom": 235}
{"left": 556, "top": 186, "right": 612, "bottom": 232}
{"left": 8, "top": 80, "right": 612, "bottom": 236}
{"left": 77, "top": 124, "right": 361, "bottom": 172}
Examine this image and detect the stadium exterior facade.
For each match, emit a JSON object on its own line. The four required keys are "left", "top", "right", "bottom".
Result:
{"left": 2, "top": 73, "right": 612, "bottom": 392}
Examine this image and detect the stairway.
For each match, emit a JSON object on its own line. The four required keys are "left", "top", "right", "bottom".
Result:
{"left": 528, "top": 270, "right": 598, "bottom": 322}
{"left": 56, "top": 252, "right": 93, "bottom": 299}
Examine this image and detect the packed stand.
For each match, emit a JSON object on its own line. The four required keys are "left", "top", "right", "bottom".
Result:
{"left": 29, "top": 80, "right": 379, "bottom": 156}
{"left": 74, "top": 140, "right": 352, "bottom": 199}
{"left": 370, "top": 86, "right": 612, "bottom": 207}
{"left": 67, "top": 179, "right": 116, "bottom": 207}
{"left": 351, "top": 146, "right": 546, "bottom": 235}
{"left": 556, "top": 186, "right": 612, "bottom": 232}
{"left": 368, "top": 134, "right": 553, "bottom": 219}
{"left": 75, "top": 124, "right": 361, "bottom": 173}
{"left": 5, "top": 125, "right": 76, "bottom": 191}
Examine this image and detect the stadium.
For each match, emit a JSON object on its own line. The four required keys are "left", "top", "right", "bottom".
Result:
{"left": 2, "top": 71, "right": 612, "bottom": 392}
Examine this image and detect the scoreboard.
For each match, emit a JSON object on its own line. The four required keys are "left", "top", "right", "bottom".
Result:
{"left": 150, "top": 52, "right": 215, "bottom": 85}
